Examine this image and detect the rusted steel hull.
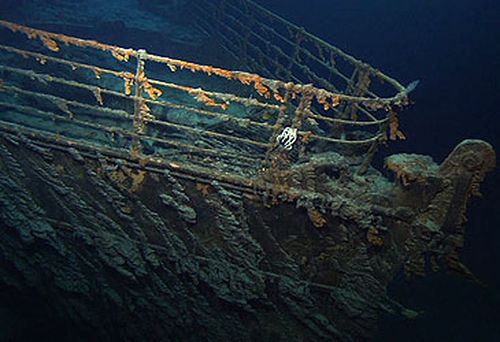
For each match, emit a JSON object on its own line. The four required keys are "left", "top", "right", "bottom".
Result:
{"left": 0, "top": 129, "right": 494, "bottom": 340}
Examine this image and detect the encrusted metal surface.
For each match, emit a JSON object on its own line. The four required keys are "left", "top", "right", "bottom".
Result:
{"left": 0, "top": 131, "right": 495, "bottom": 340}
{"left": 0, "top": 19, "right": 410, "bottom": 187}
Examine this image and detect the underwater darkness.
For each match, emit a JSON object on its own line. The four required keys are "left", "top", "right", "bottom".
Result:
{"left": 0, "top": 0, "right": 498, "bottom": 341}
{"left": 258, "top": 0, "right": 500, "bottom": 340}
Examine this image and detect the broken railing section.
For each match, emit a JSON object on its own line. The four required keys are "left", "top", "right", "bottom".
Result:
{"left": 0, "top": 20, "right": 410, "bottom": 184}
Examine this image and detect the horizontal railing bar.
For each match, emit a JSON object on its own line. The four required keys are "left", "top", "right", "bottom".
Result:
{"left": 3, "top": 76, "right": 381, "bottom": 146}
{"left": 242, "top": 0, "right": 406, "bottom": 91}
{"left": 0, "top": 19, "right": 136, "bottom": 56}
{"left": 216, "top": 34, "right": 304, "bottom": 85}
{"left": 146, "top": 100, "right": 275, "bottom": 131}
{"left": 307, "top": 110, "right": 387, "bottom": 127}
{"left": 141, "top": 51, "right": 404, "bottom": 106}
{"left": 0, "top": 20, "right": 407, "bottom": 106}
{"left": 0, "top": 65, "right": 277, "bottom": 130}
{"left": 0, "top": 121, "right": 260, "bottom": 192}
{"left": 148, "top": 78, "right": 279, "bottom": 111}
{"left": 0, "top": 120, "right": 374, "bottom": 209}
{"left": 210, "top": 4, "right": 350, "bottom": 86}
{"left": 182, "top": 23, "right": 380, "bottom": 125}
{"left": 206, "top": 0, "right": 396, "bottom": 101}
{"left": 194, "top": 2, "right": 347, "bottom": 91}
{"left": 210, "top": 1, "right": 349, "bottom": 78}
{"left": 2, "top": 84, "right": 132, "bottom": 121}
{"left": 0, "top": 44, "right": 132, "bottom": 79}
{"left": 211, "top": 15, "right": 344, "bottom": 92}
{"left": 0, "top": 85, "right": 269, "bottom": 150}
{"left": 0, "top": 44, "right": 279, "bottom": 112}
{"left": 197, "top": 1, "right": 386, "bottom": 102}
{"left": 146, "top": 118, "right": 270, "bottom": 148}
{"left": 299, "top": 129, "right": 383, "bottom": 145}
{"left": 1, "top": 64, "right": 385, "bottom": 144}
{"left": 0, "top": 101, "right": 263, "bottom": 163}
{"left": 217, "top": 2, "right": 387, "bottom": 101}
{"left": 0, "top": 19, "right": 402, "bottom": 149}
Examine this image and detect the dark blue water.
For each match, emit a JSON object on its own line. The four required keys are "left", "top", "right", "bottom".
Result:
{"left": 257, "top": 0, "right": 500, "bottom": 340}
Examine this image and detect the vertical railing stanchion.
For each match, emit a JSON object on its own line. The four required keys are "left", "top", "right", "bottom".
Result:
{"left": 131, "top": 49, "right": 146, "bottom": 158}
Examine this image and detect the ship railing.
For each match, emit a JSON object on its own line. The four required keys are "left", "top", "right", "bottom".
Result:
{"left": 0, "top": 20, "right": 408, "bottom": 192}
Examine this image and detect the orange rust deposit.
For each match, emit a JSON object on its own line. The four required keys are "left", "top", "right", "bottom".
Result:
{"left": 119, "top": 72, "right": 134, "bottom": 96}
{"left": 193, "top": 91, "right": 229, "bottom": 110}
{"left": 161, "top": 59, "right": 235, "bottom": 80}
{"left": 237, "top": 74, "right": 271, "bottom": 98}
{"left": 111, "top": 49, "right": 132, "bottom": 62}
{"left": 2, "top": 21, "right": 45, "bottom": 46}
{"left": 332, "top": 95, "right": 341, "bottom": 108}
{"left": 0, "top": 20, "right": 133, "bottom": 55}
{"left": 301, "top": 131, "right": 314, "bottom": 143}
{"left": 317, "top": 94, "right": 341, "bottom": 111}
{"left": 317, "top": 95, "right": 331, "bottom": 111}
{"left": 137, "top": 70, "right": 163, "bottom": 100}
{"left": 273, "top": 91, "right": 286, "bottom": 103}
{"left": 40, "top": 36, "right": 60, "bottom": 52}
{"left": 388, "top": 111, "right": 406, "bottom": 140}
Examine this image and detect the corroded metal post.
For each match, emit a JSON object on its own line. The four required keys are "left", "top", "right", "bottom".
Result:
{"left": 131, "top": 49, "right": 146, "bottom": 158}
